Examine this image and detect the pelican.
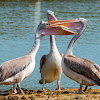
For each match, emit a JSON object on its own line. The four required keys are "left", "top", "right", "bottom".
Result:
{"left": 59, "top": 18, "right": 100, "bottom": 93}
{"left": 0, "top": 20, "right": 77, "bottom": 94}
{"left": 39, "top": 10, "right": 62, "bottom": 91}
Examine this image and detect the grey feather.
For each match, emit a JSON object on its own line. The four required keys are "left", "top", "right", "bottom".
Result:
{"left": 40, "top": 55, "right": 48, "bottom": 73}
{"left": 0, "top": 55, "right": 32, "bottom": 82}
{"left": 64, "top": 55, "right": 100, "bottom": 85}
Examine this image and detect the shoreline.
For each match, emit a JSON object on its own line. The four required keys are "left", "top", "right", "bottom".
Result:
{"left": 0, "top": 88, "right": 100, "bottom": 100}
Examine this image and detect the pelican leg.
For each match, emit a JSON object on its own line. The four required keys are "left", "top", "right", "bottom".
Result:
{"left": 42, "top": 79, "right": 45, "bottom": 91}
{"left": 83, "top": 86, "right": 88, "bottom": 92}
{"left": 13, "top": 84, "right": 17, "bottom": 94}
{"left": 17, "top": 83, "right": 24, "bottom": 94}
{"left": 78, "top": 83, "right": 83, "bottom": 94}
{"left": 57, "top": 79, "right": 60, "bottom": 91}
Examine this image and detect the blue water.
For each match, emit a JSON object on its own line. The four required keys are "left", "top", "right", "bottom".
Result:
{"left": 0, "top": 0, "right": 100, "bottom": 91}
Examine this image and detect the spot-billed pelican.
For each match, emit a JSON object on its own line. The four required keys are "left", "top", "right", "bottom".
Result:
{"left": 60, "top": 18, "right": 100, "bottom": 93}
{"left": 39, "top": 10, "right": 62, "bottom": 91}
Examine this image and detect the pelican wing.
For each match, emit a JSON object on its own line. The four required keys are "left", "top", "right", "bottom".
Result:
{"left": 0, "top": 55, "right": 32, "bottom": 82}
{"left": 40, "top": 55, "right": 48, "bottom": 73}
{"left": 64, "top": 55, "right": 100, "bottom": 85}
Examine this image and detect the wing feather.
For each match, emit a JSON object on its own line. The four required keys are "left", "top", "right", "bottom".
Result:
{"left": 64, "top": 55, "right": 100, "bottom": 85}
{"left": 40, "top": 55, "right": 48, "bottom": 73}
{"left": 0, "top": 55, "right": 32, "bottom": 82}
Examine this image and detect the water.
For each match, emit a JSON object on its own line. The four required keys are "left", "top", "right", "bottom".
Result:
{"left": 0, "top": 0, "right": 100, "bottom": 91}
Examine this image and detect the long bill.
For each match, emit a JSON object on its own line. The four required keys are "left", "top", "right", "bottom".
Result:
{"left": 47, "top": 20, "right": 82, "bottom": 30}
{"left": 41, "top": 20, "right": 82, "bottom": 36}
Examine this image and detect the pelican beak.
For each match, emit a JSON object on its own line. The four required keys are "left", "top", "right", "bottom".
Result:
{"left": 47, "top": 20, "right": 82, "bottom": 30}
{"left": 41, "top": 19, "right": 82, "bottom": 35}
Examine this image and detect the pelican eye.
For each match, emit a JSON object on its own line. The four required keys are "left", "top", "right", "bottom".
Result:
{"left": 60, "top": 26, "right": 63, "bottom": 30}
{"left": 47, "top": 23, "right": 51, "bottom": 25}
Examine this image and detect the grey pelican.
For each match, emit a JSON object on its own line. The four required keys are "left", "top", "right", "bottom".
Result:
{"left": 0, "top": 20, "right": 77, "bottom": 94}
{"left": 60, "top": 18, "right": 100, "bottom": 93}
{"left": 39, "top": 10, "right": 62, "bottom": 91}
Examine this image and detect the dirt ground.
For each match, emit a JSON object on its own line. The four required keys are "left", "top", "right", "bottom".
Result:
{"left": 0, "top": 88, "right": 100, "bottom": 100}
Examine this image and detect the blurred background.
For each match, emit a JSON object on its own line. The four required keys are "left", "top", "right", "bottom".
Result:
{"left": 0, "top": 0, "right": 100, "bottom": 90}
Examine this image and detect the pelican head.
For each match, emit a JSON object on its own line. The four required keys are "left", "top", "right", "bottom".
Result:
{"left": 47, "top": 10, "right": 57, "bottom": 21}
{"left": 37, "top": 21, "right": 47, "bottom": 30}
{"left": 35, "top": 21, "right": 47, "bottom": 39}
{"left": 76, "top": 18, "right": 89, "bottom": 35}
{"left": 78, "top": 18, "right": 89, "bottom": 24}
